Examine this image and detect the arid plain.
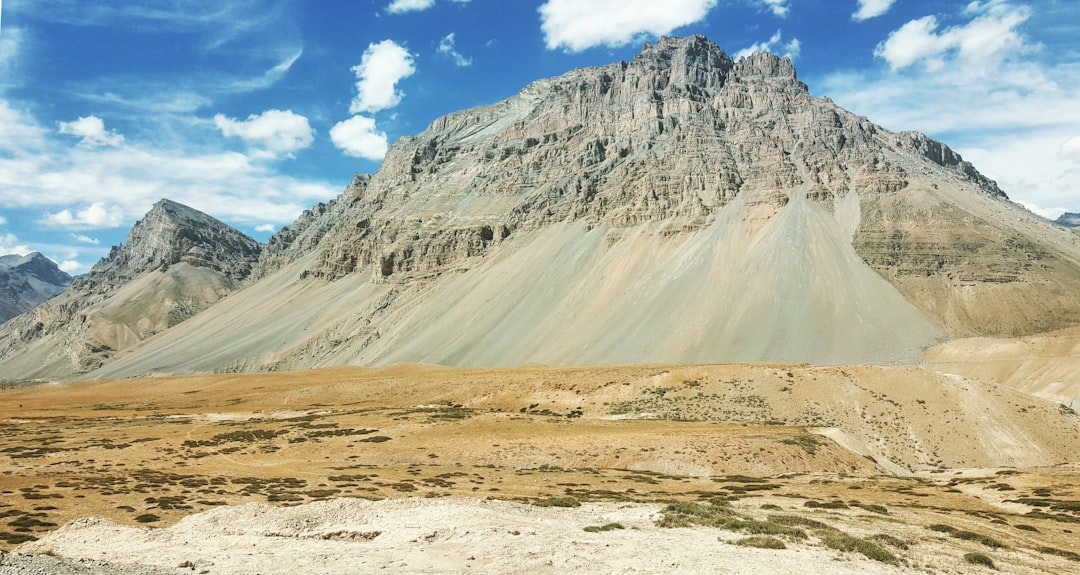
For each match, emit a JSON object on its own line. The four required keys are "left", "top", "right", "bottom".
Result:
{"left": 3, "top": 336, "right": 1080, "bottom": 573}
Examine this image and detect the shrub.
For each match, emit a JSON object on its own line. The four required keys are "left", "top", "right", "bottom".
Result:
{"left": 963, "top": 552, "right": 995, "bottom": 568}
{"left": 819, "top": 532, "right": 898, "bottom": 564}
{"left": 583, "top": 523, "right": 625, "bottom": 533}
{"left": 734, "top": 536, "right": 787, "bottom": 549}
{"left": 533, "top": 497, "right": 580, "bottom": 508}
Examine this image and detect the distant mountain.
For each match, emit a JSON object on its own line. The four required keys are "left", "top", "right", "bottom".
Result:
{"left": 0, "top": 252, "right": 72, "bottom": 323}
{"left": 5, "top": 35, "right": 1080, "bottom": 380}
{"left": 0, "top": 199, "right": 260, "bottom": 378}
{"left": 1055, "top": 212, "right": 1080, "bottom": 227}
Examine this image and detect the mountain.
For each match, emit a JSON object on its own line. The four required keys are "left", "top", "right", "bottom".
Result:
{"left": 1056, "top": 212, "right": 1080, "bottom": 227}
{"left": 0, "top": 252, "right": 72, "bottom": 323}
{"left": 6, "top": 35, "right": 1080, "bottom": 380}
{"left": 0, "top": 199, "right": 260, "bottom": 379}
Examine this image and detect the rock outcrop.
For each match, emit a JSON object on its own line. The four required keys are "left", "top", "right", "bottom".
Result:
{"left": 7, "top": 35, "right": 1080, "bottom": 379}
{"left": 0, "top": 200, "right": 260, "bottom": 379}
{"left": 0, "top": 252, "right": 72, "bottom": 323}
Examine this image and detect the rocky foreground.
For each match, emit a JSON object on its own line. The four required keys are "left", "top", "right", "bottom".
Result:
{"left": 8, "top": 496, "right": 1080, "bottom": 575}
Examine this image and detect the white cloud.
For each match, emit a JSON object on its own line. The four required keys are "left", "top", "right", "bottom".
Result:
{"left": 735, "top": 30, "right": 801, "bottom": 61}
{"left": 0, "top": 233, "right": 31, "bottom": 256}
{"left": 330, "top": 116, "right": 389, "bottom": 161}
{"left": 254, "top": 223, "right": 276, "bottom": 233}
{"left": 853, "top": 0, "right": 896, "bottom": 21}
{"left": 386, "top": 0, "right": 470, "bottom": 13}
{"left": 874, "top": 2, "right": 1031, "bottom": 71}
{"left": 757, "top": 0, "right": 789, "bottom": 17}
{"left": 214, "top": 109, "right": 314, "bottom": 158}
{"left": 58, "top": 260, "right": 83, "bottom": 274}
{"left": 58, "top": 115, "right": 125, "bottom": 148}
{"left": 349, "top": 40, "right": 416, "bottom": 114}
{"left": 44, "top": 202, "right": 126, "bottom": 229}
{"left": 820, "top": 2, "right": 1080, "bottom": 218}
{"left": 438, "top": 33, "right": 472, "bottom": 67}
{"left": 72, "top": 234, "right": 100, "bottom": 245}
{"left": 0, "top": 216, "right": 6, "bottom": 226}
{"left": 1061, "top": 136, "right": 1080, "bottom": 164}
{"left": 387, "top": 0, "right": 435, "bottom": 13}
{"left": 539, "top": 0, "right": 718, "bottom": 52}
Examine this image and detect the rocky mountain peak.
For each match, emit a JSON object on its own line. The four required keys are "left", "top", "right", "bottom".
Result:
{"left": 0, "top": 252, "right": 72, "bottom": 287}
{"left": 0, "top": 252, "right": 72, "bottom": 323}
{"left": 633, "top": 34, "right": 734, "bottom": 92}
{"left": 76, "top": 199, "right": 262, "bottom": 292}
{"left": 1055, "top": 212, "right": 1080, "bottom": 227}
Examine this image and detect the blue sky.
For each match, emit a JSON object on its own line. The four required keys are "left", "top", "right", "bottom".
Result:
{"left": 1, "top": 0, "right": 1078, "bottom": 273}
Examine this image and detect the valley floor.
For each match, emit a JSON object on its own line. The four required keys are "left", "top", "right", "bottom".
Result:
{"left": 1, "top": 364, "right": 1078, "bottom": 573}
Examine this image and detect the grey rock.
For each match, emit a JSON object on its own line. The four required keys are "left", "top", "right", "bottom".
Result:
{"left": 0, "top": 253, "right": 72, "bottom": 323}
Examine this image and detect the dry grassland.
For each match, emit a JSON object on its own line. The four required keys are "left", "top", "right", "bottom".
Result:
{"left": 1, "top": 363, "right": 1079, "bottom": 573}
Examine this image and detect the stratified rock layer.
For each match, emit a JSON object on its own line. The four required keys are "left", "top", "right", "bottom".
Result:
{"left": 7, "top": 35, "right": 1080, "bottom": 380}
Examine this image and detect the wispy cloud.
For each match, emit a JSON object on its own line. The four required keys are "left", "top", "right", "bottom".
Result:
{"left": 386, "top": 0, "right": 471, "bottom": 14}
{"left": 539, "top": 0, "right": 718, "bottom": 52}
{"left": 756, "top": 0, "right": 789, "bottom": 18}
{"left": 387, "top": 0, "right": 436, "bottom": 13}
{"left": 0, "top": 233, "right": 31, "bottom": 256}
{"left": 438, "top": 33, "right": 473, "bottom": 67}
{"left": 853, "top": 0, "right": 897, "bottom": 22}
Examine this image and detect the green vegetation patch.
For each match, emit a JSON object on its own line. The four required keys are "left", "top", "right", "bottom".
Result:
{"left": 734, "top": 536, "right": 787, "bottom": 549}
{"left": 533, "top": 497, "right": 581, "bottom": 508}
{"left": 963, "top": 552, "right": 995, "bottom": 568}
{"left": 583, "top": 523, "right": 625, "bottom": 533}
{"left": 819, "top": 531, "right": 899, "bottom": 564}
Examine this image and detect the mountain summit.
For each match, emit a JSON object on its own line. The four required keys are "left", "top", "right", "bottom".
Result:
{"left": 5, "top": 36, "right": 1080, "bottom": 380}
{"left": 0, "top": 252, "right": 72, "bottom": 323}
{"left": 0, "top": 199, "right": 260, "bottom": 377}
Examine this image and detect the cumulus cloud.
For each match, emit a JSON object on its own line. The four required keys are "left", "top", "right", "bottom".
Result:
{"left": 539, "top": 0, "right": 718, "bottom": 52}
{"left": 330, "top": 116, "right": 389, "bottom": 161}
{"left": 214, "top": 109, "right": 315, "bottom": 157}
{"left": 735, "top": 30, "right": 801, "bottom": 61}
{"left": 72, "top": 233, "right": 100, "bottom": 245}
{"left": 853, "top": 0, "right": 896, "bottom": 21}
{"left": 43, "top": 202, "right": 126, "bottom": 229}
{"left": 874, "top": 1, "right": 1031, "bottom": 71}
{"left": 254, "top": 223, "right": 276, "bottom": 233}
{"left": 58, "top": 115, "right": 125, "bottom": 148}
{"left": 349, "top": 40, "right": 416, "bottom": 114}
{"left": 438, "top": 33, "right": 472, "bottom": 67}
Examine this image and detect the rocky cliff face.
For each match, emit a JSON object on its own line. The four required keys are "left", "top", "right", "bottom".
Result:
{"left": 0, "top": 253, "right": 72, "bottom": 323}
{"left": 8, "top": 35, "right": 1080, "bottom": 380}
{"left": 0, "top": 200, "right": 261, "bottom": 378}
{"left": 258, "top": 36, "right": 1006, "bottom": 286}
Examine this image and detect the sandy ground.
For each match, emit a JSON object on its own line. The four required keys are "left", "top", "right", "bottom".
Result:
{"left": 9, "top": 496, "right": 1066, "bottom": 575}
